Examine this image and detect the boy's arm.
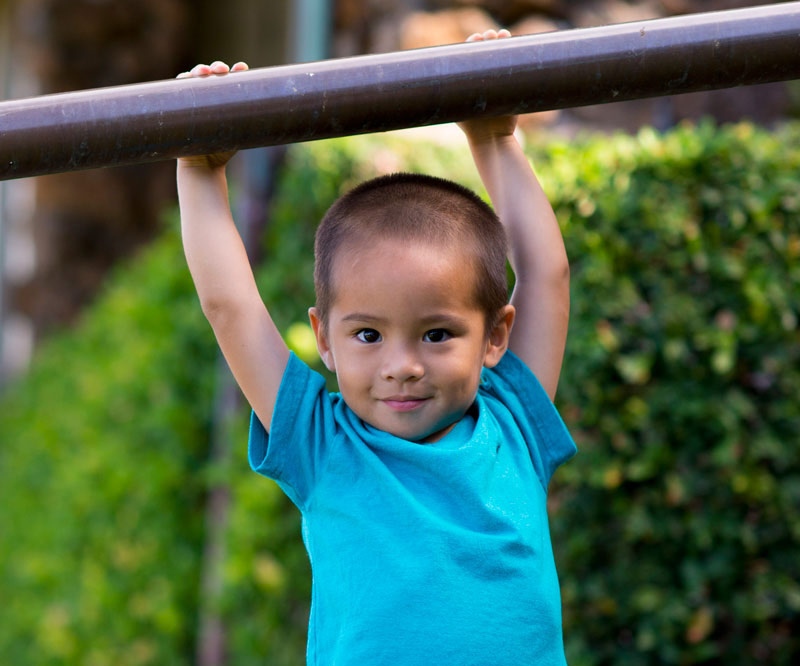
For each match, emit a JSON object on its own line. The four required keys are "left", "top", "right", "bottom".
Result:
{"left": 178, "top": 61, "right": 290, "bottom": 429}
{"left": 461, "top": 32, "right": 570, "bottom": 400}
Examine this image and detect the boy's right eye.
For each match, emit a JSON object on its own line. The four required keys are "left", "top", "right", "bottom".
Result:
{"left": 356, "top": 329, "right": 382, "bottom": 343}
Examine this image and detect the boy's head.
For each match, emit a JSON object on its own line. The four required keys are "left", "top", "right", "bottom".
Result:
{"left": 313, "top": 173, "right": 509, "bottom": 333}
{"left": 308, "top": 173, "right": 515, "bottom": 443}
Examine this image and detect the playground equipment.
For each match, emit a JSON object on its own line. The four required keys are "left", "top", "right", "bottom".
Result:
{"left": 1, "top": 2, "right": 799, "bottom": 180}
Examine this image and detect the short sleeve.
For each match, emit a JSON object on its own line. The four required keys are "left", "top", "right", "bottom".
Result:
{"left": 248, "top": 352, "right": 334, "bottom": 510}
{"left": 481, "top": 350, "right": 576, "bottom": 488}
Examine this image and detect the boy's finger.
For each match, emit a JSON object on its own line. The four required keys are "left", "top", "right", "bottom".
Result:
{"left": 466, "top": 32, "right": 484, "bottom": 42}
{"left": 190, "top": 63, "right": 212, "bottom": 77}
{"left": 231, "top": 61, "right": 250, "bottom": 72}
{"left": 498, "top": 29, "right": 511, "bottom": 38}
{"left": 209, "top": 60, "right": 231, "bottom": 74}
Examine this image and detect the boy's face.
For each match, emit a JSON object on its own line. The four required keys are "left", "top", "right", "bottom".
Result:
{"left": 309, "top": 238, "right": 513, "bottom": 443}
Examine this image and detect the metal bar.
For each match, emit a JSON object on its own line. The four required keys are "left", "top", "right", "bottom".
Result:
{"left": 2, "top": 2, "right": 800, "bottom": 181}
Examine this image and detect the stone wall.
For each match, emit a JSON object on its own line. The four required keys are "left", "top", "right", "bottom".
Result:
{"left": 6, "top": 0, "right": 189, "bottom": 343}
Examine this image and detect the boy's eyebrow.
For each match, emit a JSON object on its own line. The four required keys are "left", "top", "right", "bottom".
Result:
{"left": 417, "top": 313, "right": 470, "bottom": 326}
{"left": 341, "top": 313, "right": 385, "bottom": 323}
{"left": 340, "top": 312, "right": 469, "bottom": 326}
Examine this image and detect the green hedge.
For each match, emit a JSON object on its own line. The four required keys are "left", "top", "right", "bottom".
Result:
{"left": 1, "top": 121, "right": 798, "bottom": 664}
{"left": 0, "top": 235, "right": 216, "bottom": 663}
{"left": 547, "top": 122, "right": 800, "bottom": 664}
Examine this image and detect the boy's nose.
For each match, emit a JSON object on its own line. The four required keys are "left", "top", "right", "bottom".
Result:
{"left": 380, "top": 345, "right": 424, "bottom": 383}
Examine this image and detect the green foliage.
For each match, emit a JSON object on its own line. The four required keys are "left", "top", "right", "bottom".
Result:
{"left": 1, "top": 121, "right": 798, "bottom": 664}
{"left": 0, "top": 229, "right": 217, "bottom": 663}
{"left": 550, "top": 122, "right": 800, "bottom": 665}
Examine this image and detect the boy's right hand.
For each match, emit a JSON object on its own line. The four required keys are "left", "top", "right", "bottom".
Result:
{"left": 176, "top": 61, "right": 249, "bottom": 169}
{"left": 176, "top": 58, "right": 290, "bottom": 434}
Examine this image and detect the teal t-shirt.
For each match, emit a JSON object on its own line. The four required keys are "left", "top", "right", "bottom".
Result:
{"left": 249, "top": 350, "right": 576, "bottom": 665}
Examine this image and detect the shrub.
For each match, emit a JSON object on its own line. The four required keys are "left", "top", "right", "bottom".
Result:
{"left": 551, "top": 122, "right": 800, "bottom": 665}
{"left": 0, "top": 231, "right": 216, "bottom": 663}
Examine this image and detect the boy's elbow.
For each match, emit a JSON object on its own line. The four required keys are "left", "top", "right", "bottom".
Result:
{"left": 200, "top": 294, "right": 248, "bottom": 330}
{"left": 548, "top": 263, "right": 570, "bottom": 306}
{"left": 520, "top": 259, "right": 570, "bottom": 289}
{"left": 553, "top": 259, "right": 570, "bottom": 284}
{"left": 546, "top": 255, "right": 570, "bottom": 289}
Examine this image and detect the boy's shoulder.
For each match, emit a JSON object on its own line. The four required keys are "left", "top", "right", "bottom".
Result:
{"left": 480, "top": 349, "right": 577, "bottom": 483}
{"left": 480, "top": 349, "right": 540, "bottom": 397}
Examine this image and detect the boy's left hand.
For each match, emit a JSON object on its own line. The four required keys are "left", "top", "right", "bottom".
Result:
{"left": 457, "top": 30, "right": 518, "bottom": 142}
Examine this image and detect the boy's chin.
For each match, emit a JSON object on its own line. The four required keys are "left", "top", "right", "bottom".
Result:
{"left": 352, "top": 399, "right": 469, "bottom": 443}
{"left": 388, "top": 418, "right": 460, "bottom": 444}
{"left": 417, "top": 420, "right": 460, "bottom": 443}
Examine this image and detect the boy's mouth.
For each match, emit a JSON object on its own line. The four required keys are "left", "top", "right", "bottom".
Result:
{"left": 381, "top": 396, "right": 429, "bottom": 412}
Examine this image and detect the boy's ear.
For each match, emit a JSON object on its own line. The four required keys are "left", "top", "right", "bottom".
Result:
{"left": 483, "top": 304, "right": 515, "bottom": 369}
{"left": 308, "top": 307, "right": 336, "bottom": 373}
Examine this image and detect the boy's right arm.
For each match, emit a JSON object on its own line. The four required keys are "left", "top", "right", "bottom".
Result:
{"left": 177, "top": 62, "right": 289, "bottom": 430}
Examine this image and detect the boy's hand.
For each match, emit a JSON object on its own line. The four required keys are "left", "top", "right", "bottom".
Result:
{"left": 176, "top": 61, "right": 249, "bottom": 169}
{"left": 457, "top": 30, "right": 518, "bottom": 142}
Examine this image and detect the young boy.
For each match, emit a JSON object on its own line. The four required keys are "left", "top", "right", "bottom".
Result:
{"left": 178, "top": 30, "right": 575, "bottom": 665}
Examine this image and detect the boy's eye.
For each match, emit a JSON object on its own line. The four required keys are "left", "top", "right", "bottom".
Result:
{"left": 356, "top": 329, "right": 382, "bottom": 343}
{"left": 423, "top": 329, "right": 451, "bottom": 343}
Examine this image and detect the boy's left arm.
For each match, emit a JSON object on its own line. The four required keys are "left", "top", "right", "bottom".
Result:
{"left": 460, "top": 32, "right": 569, "bottom": 400}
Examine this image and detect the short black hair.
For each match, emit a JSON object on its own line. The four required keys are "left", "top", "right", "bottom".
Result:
{"left": 314, "top": 172, "right": 508, "bottom": 332}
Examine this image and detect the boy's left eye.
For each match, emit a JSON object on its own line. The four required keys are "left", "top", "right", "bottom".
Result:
{"left": 356, "top": 328, "right": 382, "bottom": 343}
{"left": 423, "top": 329, "right": 451, "bottom": 343}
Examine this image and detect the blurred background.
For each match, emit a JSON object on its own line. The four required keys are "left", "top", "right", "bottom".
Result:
{"left": 1, "top": 1, "right": 798, "bottom": 664}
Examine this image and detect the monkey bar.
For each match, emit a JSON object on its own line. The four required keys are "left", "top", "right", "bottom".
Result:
{"left": 1, "top": 2, "right": 800, "bottom": 180}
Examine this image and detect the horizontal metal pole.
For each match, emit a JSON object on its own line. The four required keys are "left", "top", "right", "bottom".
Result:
{"left": 2, "top": 2, "right": 800, "bottom": 180}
